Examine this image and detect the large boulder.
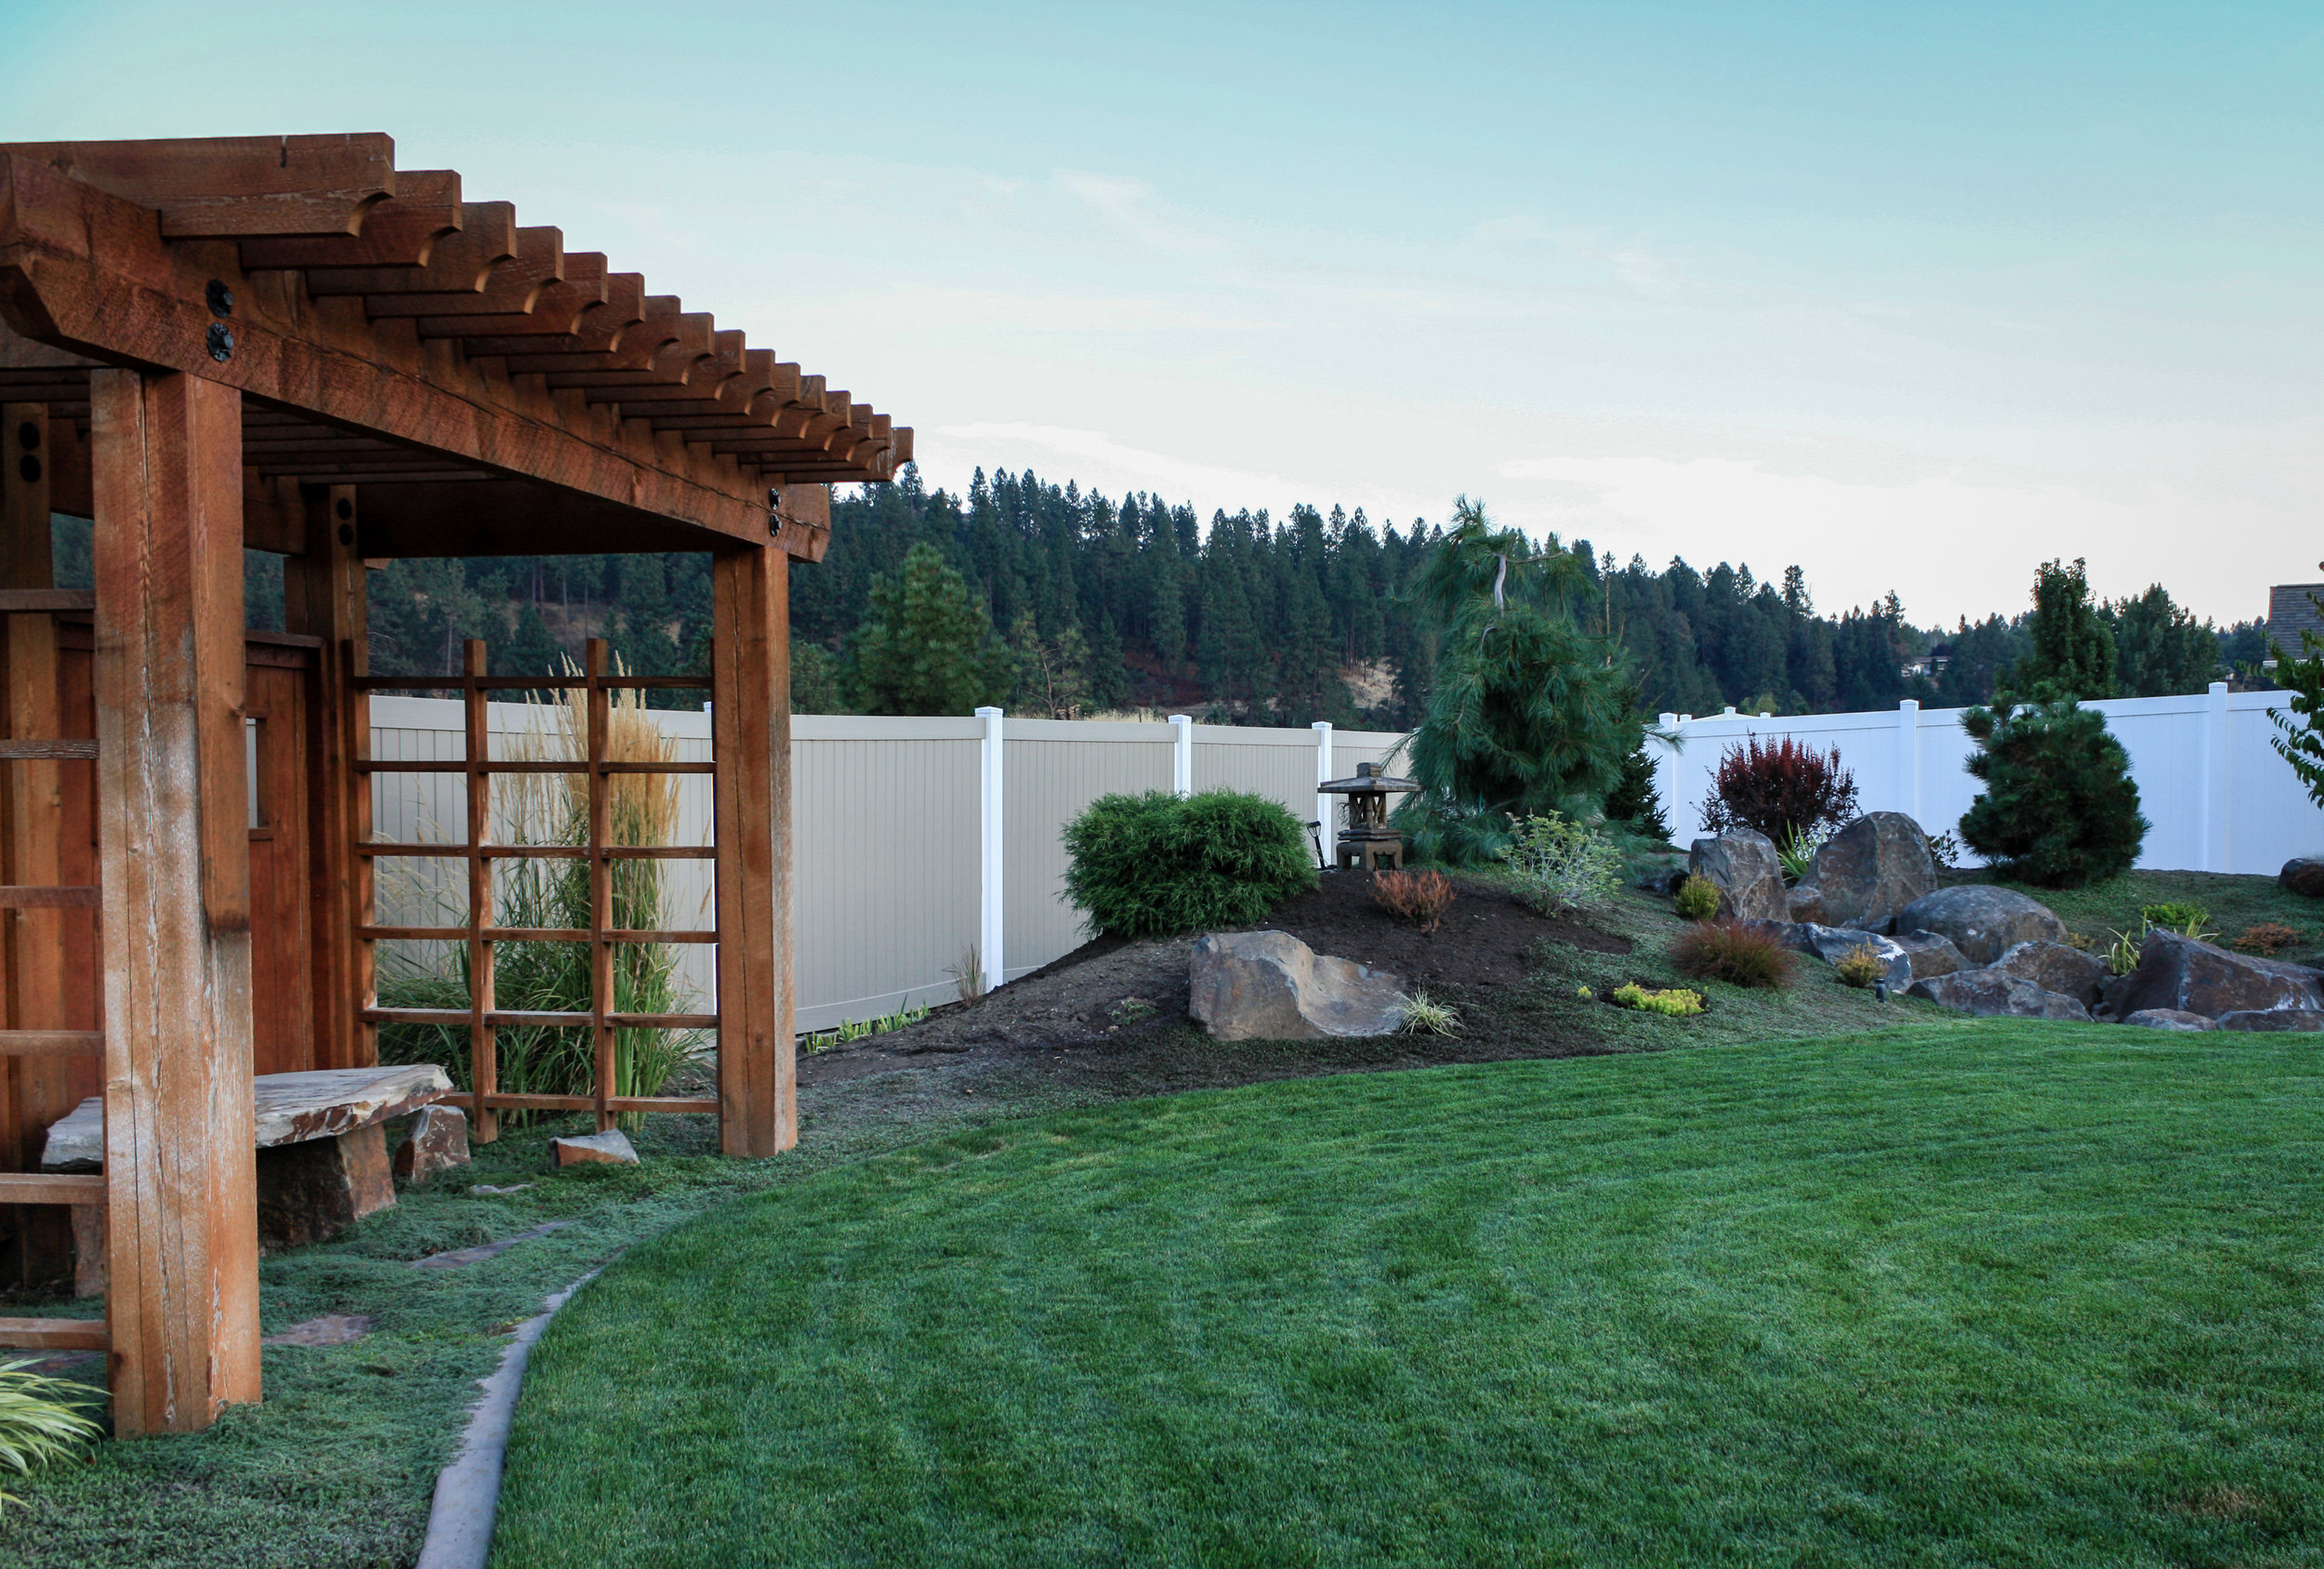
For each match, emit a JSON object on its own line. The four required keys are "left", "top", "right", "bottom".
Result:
{"left": 2114, "top": 930, "right": 2324, "bottom": 1021}
{"left": 1687, "top": 830, "right": 1788, "bottom": 923}
{"left": 393, "top": 1106, "right": 471, "bottom": 1184}
{"left": 1891, "top": 929, "right": 1969, "bottom": 981}
{"left": 1891, "top": 886, "right": 2067, "bottom": 966}
{"left": 1907, "top": 968, "right": 2091, "bottom": 1021}
{"left": 2122, "top": 1009, "right": 2217, "bottom": 1031}
{"left": 1810, "top": 811, "right": 1937, "bottom": 933}
{"left": 1189, "top": 930, "right": 1406, "bottom": 1041}
{"left": 1990, "top": 941, "right": 2110, "bottom": 1008}
{"left": 1746, "top": 921, "right": 1913, "bottom": 988}
{"left": 1787, "top": 883, "right": 1827, "bottom": 925}
{"left": 2217, "top": 1009, "right": 2324, "bottom": 1032}
{"left": 2282, "top": 858, "right": 2324, "bottom": 899}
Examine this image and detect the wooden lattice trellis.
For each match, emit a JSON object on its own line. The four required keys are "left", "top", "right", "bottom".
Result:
{"left": 353, "top": 637, "right": 719, "bottom": 1140}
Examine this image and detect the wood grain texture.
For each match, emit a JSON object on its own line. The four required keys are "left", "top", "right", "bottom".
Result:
{"left": 245, "top": 662, "right": 316, "bottom": 1075}
{"left": 90, "top": 366, "right": 261, "bottom": 1435}
{"left": 285, "top": 486, "right": 370, "bottom": 1073}
{"left": 1, "top": 134, "right": 395, "bottom": 238}
{"left": 711, "top": 546, "right": 795, "bottom": 1156}
{"left": 0, "top": 1314, "right": 108, "bottom": 1350}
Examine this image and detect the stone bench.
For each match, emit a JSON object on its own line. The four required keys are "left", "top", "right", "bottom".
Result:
{"left": 40, "top": 1065, "right": 454, "bottom": 1292}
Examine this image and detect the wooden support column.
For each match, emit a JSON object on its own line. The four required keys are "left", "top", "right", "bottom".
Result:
{"left": 89, "top": 367, "right": 260, "bottom": 1435}
{"left": 285, "top": 485, "right": 371, "bottom": 1071}
{"left": 710, "top": 543, "right": 793, "bottom": 1156}
{"left": 1, "top": 402, "right": 75, "bottom": 1284}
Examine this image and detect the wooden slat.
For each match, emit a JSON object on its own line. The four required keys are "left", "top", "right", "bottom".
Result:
{"left": 0, "top": 1030, "right": 101, "bottom": 1057}
{"left": 364, "top": 227, "right": 566, "bottom": 318}
{"left": 90, "top": 366, "right": 262, "bottom": 1435}
{"left": 0, "top": 887, "right": 99, "bottom": 909}
{"left": 586, "top": 639, "right": 615, "bottom": 1133}
{"left": 0, "top": 134, "right": 395, "bottom": 238}
{"left": 463, "top": 639, "right": 496, "bottom": 1144}
{"left": 0, "top": 1315, "right": 110, "bottom": 1351}
{"left": 297, "top": 202, "right": 518, "bottom": 296}
{"left": 0, "top": 740, "right": 96, "bottom": 760}
{"left": 348, "top": 759, "right": 712, "bottom": 775}
{"left": 237, "top": 170, "right": 463, "bottom": 270}
{"left": 0, "top": 1172, "right": 102, "bottom": 1205}
{"left": 361, "top": 926, "right": 717, "bottom": 943}
{"left": 355, "top": 844, "right": 715, "bottom": 860}
{"left": 440, "top": 1091, "right": 719, "bottom": 1114}
{"left": 0, "top": 589, "right": 94, "bottom": 613}
{"left": 361, "top": 1008, "right": 718, "bottom": 1029}
{"left": 713, "top": 547, "right": 795, "bottom": 1157}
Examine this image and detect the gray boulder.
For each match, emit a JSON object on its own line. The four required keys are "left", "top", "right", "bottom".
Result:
{"left": 1810, "top": 811, "right": 1937, "bottom": 932}
{"left": 1744, "top": 921, "right": 1912, "bottom": 987}
{"left": 2115, "top": 930, "right": 2324, "bottom": 1021}
{"left": 1907, "top": 968, "right": 2091, "bottom": 1021}
{"left": 2217, "top": 1009, "right": 2324, "bottom": 1033}
{"left": 1787, "top": 883, "right": 1827, "bottom": 925}
{"left": 1990, "top": 941, "right": 2110, "bottom": 1008}
{"left": 2121, "top": 1009, "right": 2216, "bottom": 1031}
{"left": 1891, "top": 885, "right": 2067, "bottom": 966}
{"left": 1688, "top": 830, "right": 1788, "bottom": 922}
{"left": 2281, "top": 858, "right": 2324, "bottom": 900}
{"left": 1189, "top": 930, "right": 1406, "bottom": 1041}
{"left": 1891, "top": 929, "right": 1969, "bottom": 981}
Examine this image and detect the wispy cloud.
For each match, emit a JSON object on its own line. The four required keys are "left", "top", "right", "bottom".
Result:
{"left": 1058, "top": 171, "right": 1241, "bottom": 256}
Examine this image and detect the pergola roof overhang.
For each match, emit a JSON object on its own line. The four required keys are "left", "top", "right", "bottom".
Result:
{"left": 0, "top": 133, "right": 910, "bottom": 560}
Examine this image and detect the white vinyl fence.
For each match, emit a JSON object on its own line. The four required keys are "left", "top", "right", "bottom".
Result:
{"left": 1650, "top": 684, "right": 2317, "bottom": 876}
{"left": 368, "top": 700, "right": 1404, "bottom": 1033}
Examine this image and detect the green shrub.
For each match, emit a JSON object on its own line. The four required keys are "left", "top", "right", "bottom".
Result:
{"left": 1670, "top": 920, "right": 1797, "bottom": 989}
{"left": 1672, "top": 874, "right": 1721, "bottom": 920}
{"left": 1959, "top": 685, "right": 2148, "bottom": 888}
{"left": 1832, "top": 942, "right": 1887, "bottom": 989}
{"left": 1604, "top": 744, "right": 1670, "bottom": 840}
{"left": 2139, "top": 902, "right": 2211, "bottom": 939}
{"left": 1504, "top": 811, "right": 1624, "bottom": 914}
{"left": 1609, "top": 982, "right": 1706, "bottom": 1015}
{"left": 1063, "top": 789, "right": 1317, "bottom": 938}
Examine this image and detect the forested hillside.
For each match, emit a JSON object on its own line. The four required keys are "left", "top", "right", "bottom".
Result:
{"left": 73, "top": 464, "right": 2251, "bottom": 722}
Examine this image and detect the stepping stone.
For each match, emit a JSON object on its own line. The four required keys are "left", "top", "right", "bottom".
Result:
{"left": 550, "top": 1128, "right": 639, "bottom": 1167}
{"left": 411, "top": 1220, "right": 573, "bottom": 1271}
{"left": 263, "top": 1314, "right": 375, "bottom": 1347}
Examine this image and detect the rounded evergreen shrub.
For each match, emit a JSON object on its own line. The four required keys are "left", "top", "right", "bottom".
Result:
{"left": 1062, "top": 789, "right": 1318, "bottom": 938}
{"left": 1959, "top": 685, "right": 2148, "bottom": 889}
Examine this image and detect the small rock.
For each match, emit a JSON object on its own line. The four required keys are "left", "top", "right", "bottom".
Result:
{"left": 470, "top": 1182, "right": 535, "bottom": 1195}
{"left": 1189, "top": 930, "right": 1406, "bottom": 1040}
{"left": 1809, "top": 811, "right": 1937, "bottom": 932}
{"left": 1907, "top": 968, "right": 2091, "bottom": 1020}
{"left": 1891, "top": 929, "right": 1969, "bottom": 981}
{"left": 2115, "top": 930, "right": 2324, "bottom": 1021}
{"left": 410, "top": 1220, "right": 573, "bottom": 1270}
{"left": 393, "top": 1106, "right": 471, "bottom": 1184}
{"left": 1687, "top": 830, "right": 1788, "bottom": 922}
{"left": 1786, "top": 883, "right": 1827, "bottom": 924}
{"left": 2121, "top": 1009, "right": 2217, "bottom": 1031}
{"left": 2216, "top": 1009, "right": 2324, "bottom": 1032}
{"left": 1891, "top": 886, "right": 2068, "bottom": 966}
{"left": 2281, "top": 858, "right": 2324, "bottom": 899}
{"left": 549, "top": 1128, "right": 640, "bottom": 1167}
{"left": 1744, "top": 920, "right": 1911, "bottom": 987}
{"left": 1990, "top": 941, "right": 2110, "bottom": 1008}
{"left": 262, "top": 1313, "right": 375, "bottom": 1347}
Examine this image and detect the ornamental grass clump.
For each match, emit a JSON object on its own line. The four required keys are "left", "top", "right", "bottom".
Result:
{"left": 1670, "top": 919, "right": 1797, "bottom": 989}
{"left": 1699, "top": 735, "right": 1858, "bottom": 847}
{"left": 1397, "top": 989, "right": 1463, "bottom": 1035}
{"left": 0, "top": 1359, "right": 101, "bottom": 1506}
{"left": 2234, "top": 922, "right": 2300, "bottom": 956}
{"left": 1063, "top": 789, "right": 1316, "bottom": 938}
{"left": 1371, "top": 869, "right": 1457, "bottom": 934}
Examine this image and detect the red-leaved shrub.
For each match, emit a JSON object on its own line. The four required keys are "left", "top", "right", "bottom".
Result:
{"left": 1372, "top": 869, "right": 1457, "bottom": 934}
{"left": 1670, "top": 919, "right": 1797, "bottom": 989}
{"left": 1699, "top": 735, "right": 1859, "bottom": 846}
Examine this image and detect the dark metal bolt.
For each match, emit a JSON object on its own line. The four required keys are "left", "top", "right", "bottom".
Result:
{"left": 206, "top": 323, "right": 234, "bottom": 363}
{"left": 205, "top": 279, "right": 234, "bottom": 317}
{"left": 14, "top": 420, "right": 37, "bottom": 452}
{"left": 337, "top": 522, "right": 355, "bottom": 547}
{"left": 18, "top": 455, "right": 39, "bottom": 484}
{"left": 335, "top": 497, "right": 353, "bottom": 521}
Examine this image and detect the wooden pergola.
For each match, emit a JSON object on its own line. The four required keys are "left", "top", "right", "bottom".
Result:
{"left": 0, "top": 134, "right": 907, "bottom": 1435}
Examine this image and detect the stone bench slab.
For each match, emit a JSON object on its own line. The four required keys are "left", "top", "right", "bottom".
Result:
{"left": 40, "top": 1064, "right": 453, "bottom": 1170}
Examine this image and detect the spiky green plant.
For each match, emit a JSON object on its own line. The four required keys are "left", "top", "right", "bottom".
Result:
{"left": 1393, "top": 498, "right": 1639, "bottom": 864}
{"left": 0, "top": 1360, "right": 101, "bottom": 1506}
{"left": 376, "top": 659, "right": 707, "bottom": 1124}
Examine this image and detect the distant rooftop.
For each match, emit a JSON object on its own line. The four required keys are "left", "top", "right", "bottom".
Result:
{"left": 2270, "top": 584, "right": 2324, "bottom": 642}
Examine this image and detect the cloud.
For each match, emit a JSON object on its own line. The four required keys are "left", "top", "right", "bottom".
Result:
{"left": 1057, "top": 171, "right": 1240, "bottom": 256}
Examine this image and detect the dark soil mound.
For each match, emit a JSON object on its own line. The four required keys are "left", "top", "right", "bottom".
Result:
{"left": 1238, "top": 869, "right": 1630, "bottom": 987}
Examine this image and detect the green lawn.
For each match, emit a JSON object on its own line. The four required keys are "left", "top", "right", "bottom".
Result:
{"left": 495, "top": 1022, "right": 2324, "bottom": 1568}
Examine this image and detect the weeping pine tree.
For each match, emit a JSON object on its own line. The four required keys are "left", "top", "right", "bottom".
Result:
{"left": 1395, "top": 498, "right": 1640, "bottom": 864}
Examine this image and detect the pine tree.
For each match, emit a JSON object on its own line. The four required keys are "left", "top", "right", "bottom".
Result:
{"left": 1959, "top": 684, "right": 2148, "bottom": 887}
{"left": 852, "top": 543, "right": 1011, "bottom": 715}
{"left": 497, "top": 603, "right": 567, "bottom": 679}
{"left": 2014, "top": 558, "right": 2117, "bottom": 699}
{"left": 2108, "top": 585, "right": 2218, "bottom": 696}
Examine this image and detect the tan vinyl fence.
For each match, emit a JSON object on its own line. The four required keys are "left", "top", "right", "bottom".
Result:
{"left": 369, "top": 699, "right": 1407, "bottom": 1034}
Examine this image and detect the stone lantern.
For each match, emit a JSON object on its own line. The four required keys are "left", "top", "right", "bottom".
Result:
{"left": 1317, "top": 761, "right": 1419, "bottom": 870}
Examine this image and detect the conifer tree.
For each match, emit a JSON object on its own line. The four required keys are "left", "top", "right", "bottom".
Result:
{"left": 2107, "top": 584, "right": 2218, "bottom": 696}
{"left": 2014, "top": 558, "right": 2117, "bottom": 699}
{"left": 1959, "top": 684, "right": 2147, "bottom": 887}
{"left": 852, "top": 543, "right": 1011, "bottom": 715}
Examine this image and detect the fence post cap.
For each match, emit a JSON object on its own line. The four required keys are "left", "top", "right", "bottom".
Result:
{"left": 1168, "top": 714, "right": 1191, "bottom": 725}
{"left": 974, "top": 705, "right": 1004, "bottom": 718}
{"left": 2209, "top": 681, "right": 2229, "bottom": 695}
{"left": 1311, "top": 720, "right": 1331, "bottom": 732}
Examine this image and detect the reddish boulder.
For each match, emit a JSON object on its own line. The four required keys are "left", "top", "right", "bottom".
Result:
{"left": 393, "top": 1105, "right": 471, "bottom": 1184}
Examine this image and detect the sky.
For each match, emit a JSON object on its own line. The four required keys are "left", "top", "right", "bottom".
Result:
{"left": 1, "top": 1, "right": 2316, "bottom": 626}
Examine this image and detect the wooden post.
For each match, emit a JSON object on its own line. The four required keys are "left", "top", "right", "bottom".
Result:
{"left": 461, "top": 639, "right": 498, "bottom": 1143}
{"left": 710, "top": 544, "right": 793, "bottom": 1155}
{"left": 286, "top": 485, "right": 372, "bottom": 1071}
{"left": 586, "top": 639, "right": 615, "bottom": 1133}
{"left": 0, "top": 402, "right": 76, "bottom": 1284}
{"left": 89, "top": 367, "right": 260, "bottom": 1435}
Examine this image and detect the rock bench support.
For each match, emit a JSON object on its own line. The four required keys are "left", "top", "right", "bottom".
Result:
{"left": 43, "top": 1066, "right": 454, "bottom": 1280}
